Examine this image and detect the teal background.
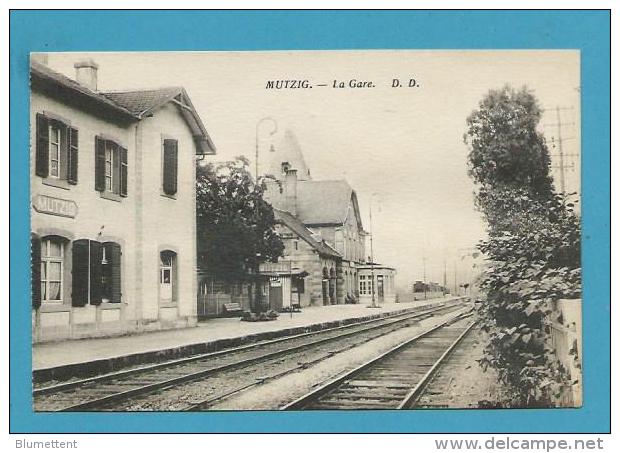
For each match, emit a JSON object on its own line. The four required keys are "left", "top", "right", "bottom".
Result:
{"left": 9, "top": 10, "right": 611, "bottom": 433}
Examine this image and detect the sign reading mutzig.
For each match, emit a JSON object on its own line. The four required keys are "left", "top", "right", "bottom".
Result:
{"left": 32, "top": 194, "right": 78, "bottom": 218}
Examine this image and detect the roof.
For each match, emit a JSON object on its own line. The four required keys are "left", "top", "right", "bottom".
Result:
{"left": 30, "top": 60, "right": 136, "bottom": 121}
{"left": 265, "top": 179, "right": 364, "bottom": 228}
{"left": 103, "top": 87, "right": 216, "bottom": 155}
{"left": 295, "top": 180, "right": 355, "bottom": 225}
{"left": 31, "top": 61, "right": 216, "bottom": 155}
{"left": 274, "top": 209, "right": 341, "bottom": 259}
{"left": 267, "top": 129, "right": 312, "bottom": 181}
{"left": 357, "top": 264, "right": 396, "bottom": 272}
{"left": 103, "top": 88, "right": 182, "bottom": 117}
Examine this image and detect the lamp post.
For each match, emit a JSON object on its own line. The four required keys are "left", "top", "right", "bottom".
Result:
{"left": 255, "top": 117, "right": 278, "bottom": 181}
{"left": 423, "top": 256, "right": 427, "bottom": 300}
{"left": 368, "top": 193, "right": 381, "bottom": 308}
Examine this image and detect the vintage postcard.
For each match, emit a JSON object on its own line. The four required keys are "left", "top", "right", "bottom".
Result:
{"left": 29, "top": 50, "right": 582, "bottom": 413}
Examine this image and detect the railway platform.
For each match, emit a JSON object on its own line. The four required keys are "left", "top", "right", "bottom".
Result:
{"left": 33, "top": 297, "right": 460, "bottom": 382}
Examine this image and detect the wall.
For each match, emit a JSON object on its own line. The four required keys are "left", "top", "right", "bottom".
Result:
{"left": 275, "top": 223, "right": 340, "bottom": 307}
{"left": 135, "top": 103, "right": 198, "bottom": 329}
{"left": 30, "top": 91, "right": 136, "bottom": 341}
{"left": 31, "top": 91, "right": 200, "bottom": 341}
{"left": 357, "top": 268, "right": 397, "bottom": 305}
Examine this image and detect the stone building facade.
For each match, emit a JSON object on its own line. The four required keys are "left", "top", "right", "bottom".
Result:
{"left": 30, "top": 58, "right": 215, "bottom": 342}
{"left": 263, "top": 130, "right": 366, "bottom": 305}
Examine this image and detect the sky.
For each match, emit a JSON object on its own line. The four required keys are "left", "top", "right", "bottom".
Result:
{"left": 45, "top": 51, "right": 580, "bottom": 291}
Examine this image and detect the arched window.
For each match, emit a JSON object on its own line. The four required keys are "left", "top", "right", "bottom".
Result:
{"left": 160, "top": 250, "right": 178, "bottom": 304}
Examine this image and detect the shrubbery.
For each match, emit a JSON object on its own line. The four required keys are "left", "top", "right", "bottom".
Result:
{"left": 465, "top": 86, "right": 581, "bottom": 407}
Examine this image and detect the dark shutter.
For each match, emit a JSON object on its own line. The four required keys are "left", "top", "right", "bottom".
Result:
{"left": 171, "top": 254, "right": 178, "bottom": 302}
{"left": 71, "top": 239, "right": 90, "bottom": 307}
{"left": 68, "top": 127, "right": 79, "bottom": 185}
{"left": 163, "top": 139, "right": 178, "bottom": 195}
{"left": 112, "top": 143, "right": 120, "bottom": 195}
{"left": 89, "top": 240, "right": 103, "bottom": 305}
{"left": 35, "top": 113, "right": 49, "bottom": 177}
{"left": 31, "top": 233, "right": 41, "bottom": 309}
{"left": 95, "top": 137, "right": 106, "bottom": 192}
{"left": 104, "top": 242, "right": 122, "bottom": 304}
{"left": 119, "top": 146, "right": 128, "bottom": 197}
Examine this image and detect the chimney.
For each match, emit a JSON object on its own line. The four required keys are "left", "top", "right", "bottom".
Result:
{"left": 285, "top": 169, "right": 298, "bottom": 216}
{"left": 74, "top": 59, "right": 99, "bottom": 91}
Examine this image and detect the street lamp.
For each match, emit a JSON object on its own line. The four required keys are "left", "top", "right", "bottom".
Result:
{"left": 255, "top": 117, "right": 278, "bottom": 181}
{"left": 368, "top": 192, "right": 381, "bottom": 308}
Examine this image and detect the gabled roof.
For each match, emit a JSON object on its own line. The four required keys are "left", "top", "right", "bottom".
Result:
{"left": 274, "top": 209, "right": 341, "bottom": 259}
{"left": 265, "top": 178, "right": 364, "bottom": 229}
{"left": 30, "top": 61, "right": 216, "bottom": 155}
{"left": 296, "top": 180, "right": 364, "bottom": 229}
{"left": 102, "top": 87, "right": 182, "bottom": 117}
{"left": 103, "top": 87, "right": 216, "bottom": 155}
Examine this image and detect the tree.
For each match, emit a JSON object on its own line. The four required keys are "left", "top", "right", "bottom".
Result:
{"left": 196, "top": 156, "right": 284, "bottom": 282}
{"left": 465, "top": 86, "right": 581, "bottom": 407}
{"left": 465, "top": 86, "right": 554, "bottom": 200}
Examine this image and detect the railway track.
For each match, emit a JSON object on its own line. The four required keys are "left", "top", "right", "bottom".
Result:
{"left": 34, "top": 301, "right": 465, "bottom": 412}
{"left": 281, "top": 313, "right": 475, "bottom": 410}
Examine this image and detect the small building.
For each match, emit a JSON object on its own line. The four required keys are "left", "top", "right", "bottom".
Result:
{"left": 357, "top": 264, "right": 397, "bottom": 305}
{"left": 258, "top": 261, "right": 309, "bottom": 311}
{"left": 30, "top": 57, "right": 215, "bottom": 342}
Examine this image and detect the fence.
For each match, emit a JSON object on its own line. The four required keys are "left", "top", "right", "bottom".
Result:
{"left": 545, "top": 298, "right": 582, "bottom": 407}
{"left": 197, "top": 278, "right": 251, "bottom": 318}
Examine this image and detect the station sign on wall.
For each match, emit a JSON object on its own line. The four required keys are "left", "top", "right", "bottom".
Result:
{"left": 32, "top": 194, "right": 78, "bottom": 218}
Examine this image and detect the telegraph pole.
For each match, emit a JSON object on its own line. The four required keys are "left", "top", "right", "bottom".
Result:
{"left": 544, "top": 106, "right": 578, "bottom": 195}
{"left": 556, "top": 106, "right": 566, "bottom": 194}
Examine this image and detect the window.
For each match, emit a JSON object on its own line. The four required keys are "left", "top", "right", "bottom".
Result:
{"left": 95, "top": 137, "right": 127, "bottom": 197}
{"left": 48, "top": 124, "right": 61, "bottom": 178}
{"left": 35, "top": 113, "right": 79, "bottom": 184}
{"left": 105, "top": 143, "right": 115, "bottom": 191}
{"left": 162, "top": 139, "right": 178, "bottom": 196}
{"left": 359, "top": 275, "right": 366, "bottom": 295}
{"left": 40, "top": 237, "right": 64, "bottom": 304}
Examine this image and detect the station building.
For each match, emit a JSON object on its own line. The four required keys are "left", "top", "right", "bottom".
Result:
{"left": 263, "top": 130, "right": 368, "bottom": 306}
{"left": 30, "top": 57, "right": 215, "bottom": 342}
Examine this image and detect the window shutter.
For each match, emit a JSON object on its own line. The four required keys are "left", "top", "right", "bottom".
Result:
{"left": 163, "top": 139, "right": 178, "bottom": 195}
{"left": 35, "top": 113, "right": 49, "bottom": 177}
{"left": 119, "top": 147, "right": 128, "bottom": 197}
{"left": 68, "top": 127, "right": 79, "bottom": 185}
{"left": 112, "top": 143, "right": 121, "bottom": 195}
{"left": 31, "top": 233, "right": 41, "bottom": 309}
{"left": 171, "top": 254, "right": 178, "bottom": 302}
{"left": 89, "top": 240, "right": 103, "bottom": 305}
{"left": 71, "top": 239, "right": 90, "bottom": 307}
{"left": 104, "top": 242, "right": 122, "bottom": 304}
{"left": 95, "top": 137, "right": 106, "bottom": 192}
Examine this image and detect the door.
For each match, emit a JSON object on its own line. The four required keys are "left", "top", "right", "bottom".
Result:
{"left": 160, "top": 266, "right": 173, "bottom": 302}
{"left": 269, "top": 277, "right": 283, "bottom": 311}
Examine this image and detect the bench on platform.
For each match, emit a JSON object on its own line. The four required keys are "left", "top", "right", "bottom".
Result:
{"left": 222, "top": 302, "right": 244, "bottom": 316}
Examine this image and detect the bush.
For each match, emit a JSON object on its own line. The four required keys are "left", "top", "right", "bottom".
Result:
{"left": 240, "top": 309, "right": 279, "bottom": 322}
